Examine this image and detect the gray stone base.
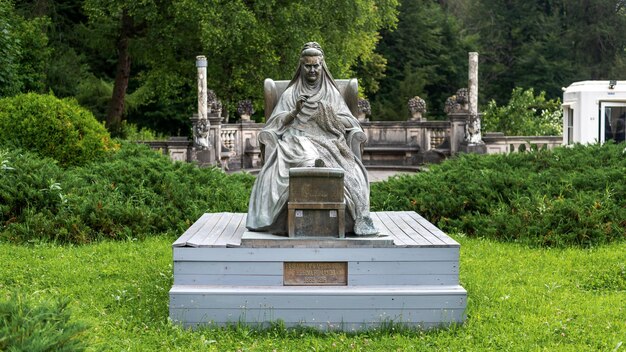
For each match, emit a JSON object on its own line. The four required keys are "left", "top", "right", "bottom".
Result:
{"left": 458, "top": 142, "right": 487, "bottom": 154}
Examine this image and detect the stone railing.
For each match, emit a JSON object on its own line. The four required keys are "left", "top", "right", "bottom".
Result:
{"left": 219, "top": 123, "right": 264, "bottom": 170}
{"left": 482, "top": 133, "right": 563, "bottom": 154}
{"left": 140, "top": 137, "right": 193, "bottom": 162}
{"left": 142, "top": 121, "right": 563, "bottom": 169}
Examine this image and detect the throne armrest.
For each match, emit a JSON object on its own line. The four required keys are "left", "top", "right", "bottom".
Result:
{"left": 264, "top": 79, "right": 278, "bottom": 120}
{"left": 346, "top": 129, "right": 367, "bottom": 160}
{"left": 258, "top": 129, "right": 278, "bottom": 164}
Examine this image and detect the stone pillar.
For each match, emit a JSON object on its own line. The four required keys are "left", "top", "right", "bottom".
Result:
{"left": 461, "top": 52, "right": 486, "bottom": 153}
{"left": 196, "top": 55, "right": 209, "bottom": 121}
{"left": 192, "top": 55, "right": 215, "bottom": 165}
{"left": 448, "top": 112, "right": 467, "bottom": 155}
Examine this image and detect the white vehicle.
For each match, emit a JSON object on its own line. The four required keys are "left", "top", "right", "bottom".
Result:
{"left": 562, "top": 80, "right": 626, "bottom": 145}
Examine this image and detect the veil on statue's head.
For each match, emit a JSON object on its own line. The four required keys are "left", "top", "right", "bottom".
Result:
{"left": 287, "top": 42, "right": 338, "bottom": 90}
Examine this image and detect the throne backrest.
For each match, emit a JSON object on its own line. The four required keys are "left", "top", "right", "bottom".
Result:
{"left": 263, "top": 78, "right": 359, "bottom": 120}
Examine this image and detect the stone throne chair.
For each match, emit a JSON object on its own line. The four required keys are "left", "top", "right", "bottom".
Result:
{"left": 259, "top": 78, "right": 367, "bottom": 163}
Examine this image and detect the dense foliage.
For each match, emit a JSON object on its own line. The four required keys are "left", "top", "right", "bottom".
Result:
{"left": 2, "top": 138, "right": 624, "bottom": 247}
{"left": 0, "top": 292, "right": 88, "bottom": 351}
{"left": 445, "top": 0, "right": 626, "bottom": 105}
{"left": 482, "top": 87, "right": 563, "bottom": 136}
{"left": 0, "top": 93, "right": 117, "bottom": 166}
{"left": 5, "top": 0, "right": 398, "bottom": 134}
{"left": 0, "top": 143, "right": 254, "bottom": 244}
{"left": 4, "top": 1, "right": 625, "bottom": 130}
{"left": 0, "top": 0, "right": 50, "bottom": 97}
{"left": 368, "top": 0, "right": 469, "bottom": 120}
{"left": 371, "top": 143, "right": 626, "bottom": 247}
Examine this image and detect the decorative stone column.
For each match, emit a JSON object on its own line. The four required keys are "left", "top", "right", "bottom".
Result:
{"left": 461, "top": 52, "right": 486, "bottom": 154}
{"left": 192, "top": 55, "right": 215, "bottom": 165}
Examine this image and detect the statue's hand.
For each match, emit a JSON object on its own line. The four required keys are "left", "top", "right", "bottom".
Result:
{"left": 295, "top": 95, "right": 309, "bottom": 113}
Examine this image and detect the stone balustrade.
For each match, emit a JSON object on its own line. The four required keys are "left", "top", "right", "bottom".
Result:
{"left": 482, "top": 133, "right": 563, "bottom": 154}
{"left": 141, "top": 121, "right": 563, "bottom": 169}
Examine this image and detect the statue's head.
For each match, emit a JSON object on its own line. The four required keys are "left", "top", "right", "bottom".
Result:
{"left": 300, "top": 42, "right": 324, "bottom": 84}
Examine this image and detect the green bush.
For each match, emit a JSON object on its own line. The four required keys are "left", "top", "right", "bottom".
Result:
{"left": 483, "top": 87, "right": 563, "bottom": 136}
{"left": 371, "top": 143, "right": 626, "bottom": 247}
{"left": 0, "top": 93, "right": 117, "bottom": 166}
{"left": 0, "top": 142, "right": 254, "bottom": 244}
{"left": 0, "top": 292, "right": 88, "bottom": 351}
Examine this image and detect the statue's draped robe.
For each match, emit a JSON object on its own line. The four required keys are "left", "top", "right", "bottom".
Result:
{"left": 246, "top": 69, "right": 371, "bottom": 234}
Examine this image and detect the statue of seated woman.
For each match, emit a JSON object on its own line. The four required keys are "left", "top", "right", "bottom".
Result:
{"left": 246, "top": 42, "right": 377, "bottom": 236}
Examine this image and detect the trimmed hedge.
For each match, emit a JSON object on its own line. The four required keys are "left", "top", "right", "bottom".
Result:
{"left": 0, "top": 93, "right": 117, "bottom": 166}
{"left": 371, "top": 143, "right": 626, "bottom": 247}
{"left": 0, "top": 143, "right": 254, "bottom": 244}
{"left": 2, "top": 139, "right": 625, "bottom": 247}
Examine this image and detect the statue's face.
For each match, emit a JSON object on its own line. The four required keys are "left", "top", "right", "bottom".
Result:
{"left": 302, "top": 56, "right": 322, "bottom": 83}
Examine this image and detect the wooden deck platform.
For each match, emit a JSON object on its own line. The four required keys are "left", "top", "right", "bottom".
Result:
{"left": 173, "top": 211, "right": 459, "bottom": 248}
{"left": 170, "top": 211, "right": 467, "bottom": 330}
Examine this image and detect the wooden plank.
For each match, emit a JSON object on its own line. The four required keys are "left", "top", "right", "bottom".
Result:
{"left": 369, "top": 213, "right": 400, "bottom": 244}
{"left": 174, "top": 274, "right": 283, "bottom": 286}
{"left": 172, "top": 213, "right": 213, "bottom": 247}
{"left": 370, "top": 212, "right": 408, "bottom": 247}
{"left": 173, "top": 247, "right": 459, "bottom": 262}
{"left": 210, "top": 213, "right": 247, "bottom": 248}
{"left": 372, "top": 212, "right": 409, "bottom": 246}
{"left": 224, "top": 213, "right": 248, "bottom": 247}
{"left": 182, "top": 213, "right": 227, "bottom": 247}
{"left": 349, "top": 261, "right": 458, "bottom": 275}
{"left": 174, "top": 273, "right": 457, "bottom": 286}
{"left": 169, "top": 307, "right": 466, "bottom": 325}
{"left": 390, "top": 211, "right": 444, "bottom": 245}
{"left": 186, "top": 212, "right": 233, "bottom": 247}
{"left": 174, "top": 260, "right": 458, "bottom": 276}
{"left": 348, "top": 274, "right": 458, "bottom": 286}
{"left": 174, "top": 261, "right": 283, "bottom": 275}
{"left": 170, "top": 290, "right": 466, "bottom": 309}
{"left": 176, "top": 320, "right": 455, "bottom": 330}
{"left": 382, "top": 211, "right": 433, "bottom": 246}
{"left": 170, "top": 284, "right": 467, "bottom": 295}
{"left": 406, "top": 211, "right": 459, "bottom": 246}
{"left": 394, "top": 211, "right": 444, "bottom": 245}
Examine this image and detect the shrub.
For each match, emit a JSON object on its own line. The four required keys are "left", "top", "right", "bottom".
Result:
{"left": 371, "top": 143, "right": 626, "bottom": 247}
{"left": 0, "top": 143, "right": 254, "bottom": 244}
{"left": 0, "top": 93, "right": 117, "bottom": 166}
{"left": 0, "top": 291, "right": 89, "bottom": 351}
{"left": 483, "top": 87, "right": 563, "bottom": 136}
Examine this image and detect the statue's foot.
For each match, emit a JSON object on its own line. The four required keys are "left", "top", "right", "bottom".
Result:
{"left": 314, "top": 158, "right": 326, "bottom": 167}
{"left": 354, "top": 216, "right": 378, "bottom": 236}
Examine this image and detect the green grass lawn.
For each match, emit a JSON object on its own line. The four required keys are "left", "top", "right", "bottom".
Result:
{"left": 1, "top": 236, "right": 624, "bottom": 351}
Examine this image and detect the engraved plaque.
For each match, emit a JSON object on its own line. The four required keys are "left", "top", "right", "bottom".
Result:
{"left": 283, "top": 262, "right": 347, "bottom": 286}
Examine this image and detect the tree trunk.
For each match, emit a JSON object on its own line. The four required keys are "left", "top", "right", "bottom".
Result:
{"left": 106, "top": 10, "right": 133, "bottom": 135}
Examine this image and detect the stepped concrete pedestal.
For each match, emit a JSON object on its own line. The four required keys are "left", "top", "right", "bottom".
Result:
{"left": 169, "top": 211, "right": 467, "bottom": 330}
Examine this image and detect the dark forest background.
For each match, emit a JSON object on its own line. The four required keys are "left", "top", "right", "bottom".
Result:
{"left": 2, "top": 0, "right": 625, "bottom": 135}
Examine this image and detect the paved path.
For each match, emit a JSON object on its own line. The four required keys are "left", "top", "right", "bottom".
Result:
{"left": 230, "top": 168, "right": 419, "bottom": 183}
{"left": 367, "top": 170, "right": 416, "bottom": 182}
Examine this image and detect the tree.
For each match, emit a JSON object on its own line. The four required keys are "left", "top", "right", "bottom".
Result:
{"left": 451, "top": 0, "right": 626, "bottom": 105}
{"left": 368, "top": 0, "right": 469, "bottom": 120}
{"left": 79, "top": 0, "right": 398, "bottom": 134}
{"left": 482, "top": 87, "right": 562, "bottom": 136}
{"left": 0, "top": 0, "right": 50, "bottom": 97}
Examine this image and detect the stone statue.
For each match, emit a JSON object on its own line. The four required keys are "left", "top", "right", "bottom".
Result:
{"left": 246, "top": 42, "right": 377, "bottom": 236}
{"left": 193, "top": 118, "right": 211, "bottom": 150}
